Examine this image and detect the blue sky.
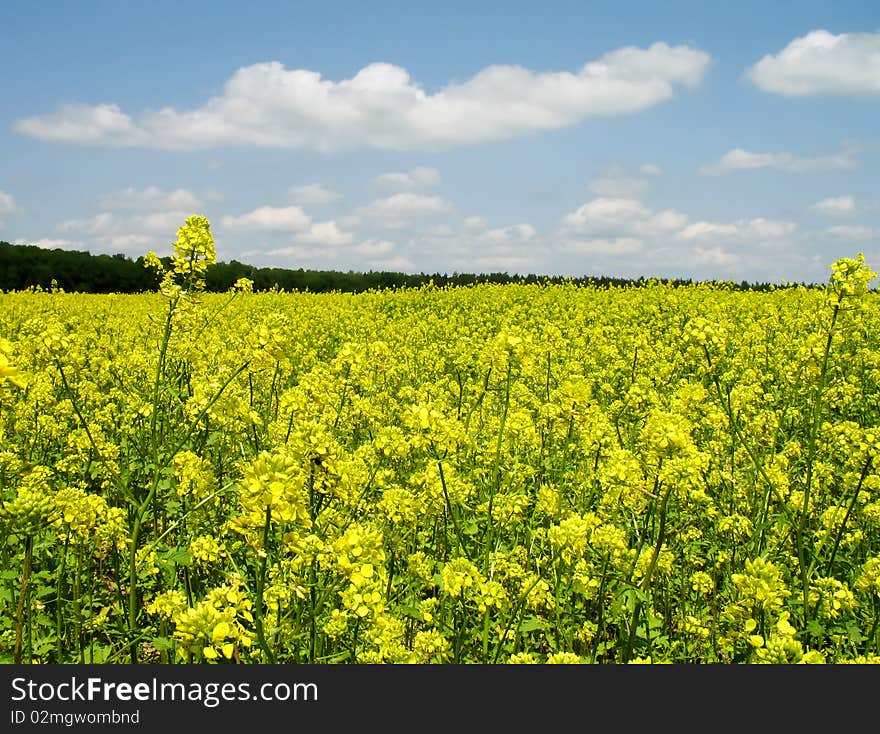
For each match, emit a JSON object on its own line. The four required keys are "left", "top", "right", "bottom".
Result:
{"left": 2, "top": 0, "right": 879, "bottom": 283}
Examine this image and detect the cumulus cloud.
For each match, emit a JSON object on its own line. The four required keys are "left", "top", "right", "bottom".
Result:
{"left": 57, "top": 211, "right": 195, "bottom": 236}
{"left": 0, "top": 190, "right": 15, "bottom": 213}
{"left": 14, "top": 43, "right": 712, "bottom": 151}
{"left": 680, "top": 218, "right": 796, "bottom": 240}
{"left": 372, "top": 166, "right": 441, "bottom": 190}
{"left": 747, "top": 30, "right": 880, "bottom": 97}
{"left": 589, "top": 163, "right": 661, "bottom": 197}
{"left": 51, "top": 209, "right": 199, "bottom": 256}
{"left": 477, "top": 223, "right": 537, "bottom": 243}
{"left": 355, "top": 193, "right": 453, "bottom": 227}
{"left": 462, "top": 217, "right": 490, "bottom": 234}
{"left": 296, "top": 220, "right": 353, "bottom": 245}
{"left": 691, "top": 246, "right": 740, "bottom": 266}
{"left": 265, "top": 245, "right": 339, "bottom": 260}
{"left": 288, "top": 184, "right": 342, "bottom": 205}
{"left": 355, "top": 239, "right": 396, "bottom": 256}
{"left": 811, "top": 195, "right": 857, "bottom": 216}
{"left": 559, "top": 237, "right": 643, "bottom": 256}
{"left": 14, "top": 103, "right": 147, "bottom": 145}
{"left": 57, "top": 212, "right": 116, "bottom": 235}
{"left": 562, "top": 197, "right": 687, "bottom": 237}
{"left": 701, "top": 146, "right": 859, "bottom": 175}
{"left": 0, "top": 190, "right": 15, "bottom": 227}
{"left": 220, "top": 205, "right": 310, "bottom": 232}
{"left": 825, "top": 225, "right": 878, "bottom": 240}
{"left": 556, "top": 196, "right": 803, "bottom": 280}
{"left": 99, "top": 186, "right": 203, "bottom": 211}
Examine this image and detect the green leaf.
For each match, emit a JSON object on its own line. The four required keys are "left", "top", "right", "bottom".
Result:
{"left": 163, "top": 548, "right": 192, "bottom": 566}
{"left": 462, "top": 521, "right": 480, "bottom": 536}
{"left": 88, "top": 645, "right": 114, "bottom": 663}
{"left": 151, "top": 636, "right": 174, "bottom": 652}
{"left": 519, "top": 616, "right": 549, "bottom": 633}
{"left": 845, "top": 623, "right": 865, "bottom": 644}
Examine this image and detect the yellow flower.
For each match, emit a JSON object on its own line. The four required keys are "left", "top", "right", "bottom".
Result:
{"left": 0, "top": 351, "right": 26, "bottom": 388}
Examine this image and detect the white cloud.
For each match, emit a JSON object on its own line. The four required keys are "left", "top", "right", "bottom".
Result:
{"left": 99, "top": 186, "right": 203, "bottom": 211}
{"left": 680, "top": 218, "right": 796, "bottom": 240}
{"left": 825, "top": 225, "right": 877, "bottom": 240}
{"left": 265, "top": 245, "right": 339, "bottom": 260}
{"left": 0, "top": 190, "right": 15, "bottom": 228}
{"left": 701, "top": 146, "right": 859, "bottom": 175}
{"left": 399, "top": 216, "right": 548, "bottom": 275}
{"left": 563, "top": 197, "right": 649, "bottom": 229}
{"left": 356, "top": 239, "right": 396, "bottom": 256}
{"left": 372, "top": 166, "right": 441, "bottom": 190}
{"left": 478, "top": 224, "right": 537, "bottom": 243}
{"left": 0, "top": 191, "right": 15, "bottom": 213}
{"left": 559, "top": 237, "right": 644, "bottom": 256}
{"left": 14, "top": 103, "right": 147, "bottom": 145}
{"left": 555, "top": 196, "right": 806, "bottom": 280}
{"left": 288, "top": 184, "right": 342, "bottom": 205}
{"left": 463, "top": 215, "right": 488, "bottom": 231}
{"left": 58, "top": 212, "right": 115, "bottom": 234}
{"left": 14, "top": 43, "right": 712, "bottom": 151}
{"left": 296, "top": 220, "right": 353, "bottom": 245}
{"left": 811, "top": 195, "right": 856, "bottom": 217}
{"left": 747, "top": 30, "right": 880, "bottom": 97}
{"left": 562, "top": 197, "right": 687, "bottom": 237}
{"left": 424, "top": 224, "right": 453, "bottom": 236}
{"left": 57, "top": 210, "right": 194, "bottom": 236}
{"left": 52, "top": 209, "right": 199, "bottom": 256}
{"left": 220, "top": 205, "right": 310, "bottom": 232}
{"left": 691, "top": 246, "right": 740, "bottom": 267}
{"left": 589, "top": 163, "right": 661, "bottom": 197}
{"left": 130, "top": 211, "right": 196, "bottom": 232}
{"left": 356, "top": 193, "right": 453, "bottom": 226}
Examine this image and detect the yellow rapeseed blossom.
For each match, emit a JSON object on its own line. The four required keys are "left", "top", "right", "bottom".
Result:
{"left": 0, "top": 339, "right": 27, "bottom": 388}
{"left": 1, "top": 248, "right": 879, "bottom": 664}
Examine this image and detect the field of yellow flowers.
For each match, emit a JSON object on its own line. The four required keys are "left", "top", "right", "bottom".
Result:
{"left": 2, "top": 216, "right": 880, "bottom": 664}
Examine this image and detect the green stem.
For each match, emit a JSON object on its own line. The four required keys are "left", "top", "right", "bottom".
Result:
{"left": 74, "top": 549, "right": 84, "bottom": 664}
{"left": 436, "top": 459, "right": 462, "bottom": 553}
{"left": 254, "top": 505, "right": 275, "bottom": 663}
{"left": 55, "top": 531, "right": 70, "bottom": 662}
{"left": 797, "top": 300, "right": 840, "bottom": 627}
{"left": 624, "top": 479, "right": 671, "bottom": 663}
{"left": 127, "top": 298, "right": 176, "bottom": 663}
{"left": 823, "top": 455, "right": 872, "bottom": 576}
{"left": 588, "top": 555, "right": 610, "bottom": 663}
{"left": 492, "top": 576, "right": 542, "bottom": 663}
{"left": 703, "top": 347, "right": 792, "bottom": 551}
{"left": 484, "top": 363, "right": 512, "bottom": 572}
{"left": 481, "top": 608, "right": 491, "bottom": 663}
{"left": 127, "top": 361, "right": 249, "bottom": 662}
{"left": 13, "top": 535, "right": 33, "bottom": 664}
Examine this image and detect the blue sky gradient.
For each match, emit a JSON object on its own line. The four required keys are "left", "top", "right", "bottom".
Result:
{"left": 2, "top": 0, "right": 878, "bottom": 282}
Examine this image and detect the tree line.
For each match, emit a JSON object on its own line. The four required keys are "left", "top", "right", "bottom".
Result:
{"left": 0, "top": 241, "right": 796, "bottom": 293}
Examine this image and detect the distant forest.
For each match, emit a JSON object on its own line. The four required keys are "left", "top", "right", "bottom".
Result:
{"left": 0, "top": 240, "right": 794, "bottom": 293}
